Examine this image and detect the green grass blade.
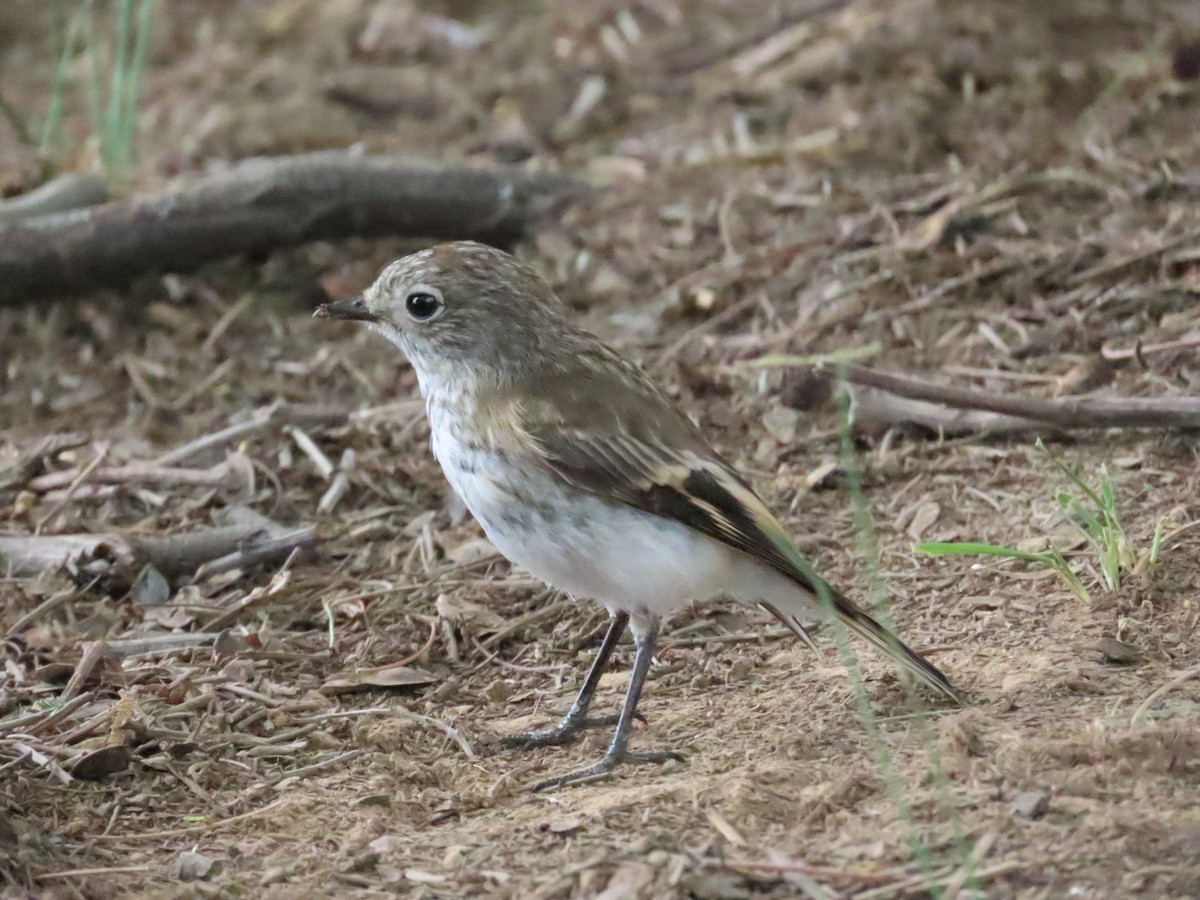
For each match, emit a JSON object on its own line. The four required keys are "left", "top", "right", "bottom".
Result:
{"left": 914, "top": 541, "right": 1055, "bottom": 564}
{"left": 105, "top": 0, "right": 135, "bottom": 173}
{"left": 39, "top": 14, "right": 82, "bottom": 158}
{"left": 1149, "top": 518, "right": 1165, "bottom": 567}
{"left": 118, "top": 0, "right": 156, "bottom": 175}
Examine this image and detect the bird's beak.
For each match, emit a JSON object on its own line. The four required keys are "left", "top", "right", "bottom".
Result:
{"left": 313, "top": 295, "right": 379, "bottom": 323}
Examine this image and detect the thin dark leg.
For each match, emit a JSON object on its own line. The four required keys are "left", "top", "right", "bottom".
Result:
{"left": 530, "top": 618, "right": 683, "bottom": 792}
{"left": 500, "top": 611, "right": 630, "bottom": 749}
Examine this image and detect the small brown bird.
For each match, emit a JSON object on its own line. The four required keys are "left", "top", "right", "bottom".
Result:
{"left": 316, "top": 242, "right": 961, "bottom": 791}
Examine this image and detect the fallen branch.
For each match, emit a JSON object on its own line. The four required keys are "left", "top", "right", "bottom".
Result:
{"left": 0, "top": 510, "right": 315, "bottom": 588}
{"left": 806, "top": 363, "right": 1200, "bottom": 430}
{"left": 0, "top": 151, "right": 589, "bottom": 304}
{"left": 848, "top": 389, "right": 1051, "bottom": 436}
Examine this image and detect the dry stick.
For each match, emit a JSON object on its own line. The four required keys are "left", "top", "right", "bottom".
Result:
{"left": 34, "top": 442, "right": 110, "bottom": 534}
{"left": 394, "top": 709, "right": 475, "bottom": 760}
{"left": 0, "top": 518, "right": 312, "bottom": 581}
{"left": 1065, "top": 226, "right": 1200, "bottom": 287}
{"left": 0, "top": 151, "right": 589, "bottom": 304}
{"left": 253, "top": 749, "right": 366, "bottom": 792}
{"left": 0, "top": 432, "right": 89, "bottom": 490}
{"left": 1101, "top": 333, "right": 1200, "bottom": 361}
{"left": 854, "top": 861, "right": 1025, "bottom": 900}
{"left": 0, "top": 693, "right": 94, "bottom": 738}
{"left": 810, "top": 363, "right": 1200, "bottom": 429}
{"left": 150, "top": 401, "right": 402, "bottom": 468}
{"left": 104, "top": 634, "right": 219, "bottom": 657}
{"left": 718, "top": 858, "right": 894, "bottom": 887}
{"left": 33, "top": 865, "right": 153, "bottom": 881}
{"left": 848, "top": 389, "right": 1043, "bottom": 436}
{"left": 5, "top": 585, "right": 85, "bottom": 636}
{"left": 478, "top": 597, "right": 575, "bottom": 650}
{"left": 59, "top": 641, "right": 108, "bottom": 702}
{"left": 1130, "top": 663, "right": 1200, "bottom": 725}
{"left": 27, "top": 461, "right": 238, "bottom": 493}
{"left": 93, "top": 796, "right": 292, "bottom": 841}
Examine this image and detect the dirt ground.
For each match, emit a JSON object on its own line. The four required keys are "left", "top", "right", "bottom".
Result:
{"left": 2, "top": 0, "right": 1200, "bottom": 897}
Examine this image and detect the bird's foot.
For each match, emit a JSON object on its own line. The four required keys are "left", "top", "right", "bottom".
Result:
{"left": 530, "top": 748, "right": 684, "bottom": 792}
{"left": 497, "top": 713, "right": 630, "bottom": 750}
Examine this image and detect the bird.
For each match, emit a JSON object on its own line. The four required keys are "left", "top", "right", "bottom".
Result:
{"left": 314, "top": 241, "right": 963, "bottom": 791}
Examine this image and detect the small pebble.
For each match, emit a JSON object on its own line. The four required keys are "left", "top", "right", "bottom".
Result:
{"left": 1012, "top": 789, "right": 1050, "bottom": 820}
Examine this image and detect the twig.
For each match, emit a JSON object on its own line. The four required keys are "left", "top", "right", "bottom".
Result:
{"left": 1101, "top": 333, "right": 1200, "bottom": 361}
{"left": 939, "top": 831, "right": 996, "bottom": 900}
{"left": 0, "top": 516, "right": 315, "bottom": 582}
{"left": 317, "top": 449, "right": 356, "bottom": 514}
{"left": 34, "top": 442, "right": 110, "bottom": 533}
{"left": 192, "top": 527, "right": 315, "bottom": 581}
{"left": 5, "top": 584, "right": 85, "bottom": 636}
{"left": 104, "top": 633, "right": 219, "bottom": 657}
{"left": 0, "top": 431, "right": 89, "bottom": 490}
{"left": 1066, "top": 226, "right": 1200, "bottom": 286}
{"left": 201, "top": 293, "right": 255, "bottom": 354}
{"left": 59, "top": 641, "right": 109, "bottom": 702}
{"left": 853, "top": 860, "right": 1025, "bottom": 899}
{"left": 150, "top": 402, "right": 355, "bottom": 467}
{"left": 788, "top": 363, "right": 1200, "bottom": 430}
{"left": 1130, "top": 663, "right": 1200, "bottom": 725}
{"left": 479, "top": 598, "right": 574, "bottom": 649}
{"left": 0, "top": 693, "right": 94, "bottom": 738}
{"left": 394, "top": 708, "right": 475, "bottom": 760}
{"left": 33, "top": 865, "right": 153, "bottom": 881}
{"left": 255, "top": 749, "right": 366, "bottom": 791}
{"left": 94, "top": 796, "right": 292, "bottom": 840}
{"left": 716, "top": 858, "right": 894, "bottom": 887}
{"left": 28, "top": 461, "right": 238, "bottom": 493}
{"left": 286, "top": 426, "right": 335, "bottom": 479}
{"left": 10, "top": 743, "right": 74, "bottom": 784}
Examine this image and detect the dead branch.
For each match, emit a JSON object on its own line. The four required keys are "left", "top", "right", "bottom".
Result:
{"left": 0, "top": 512, "right": 315, "bottom": 587}
{"left": 0, "top": 151, "right": 589, "bottom": 304}
{"left": 847, "top": 389, "right": 1049, "bottom": 436}
{"left": 812, "top": 363, "right": 1200, "bottom": 430}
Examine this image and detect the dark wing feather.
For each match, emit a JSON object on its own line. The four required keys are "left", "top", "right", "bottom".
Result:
{"left": 513, "top": 344, "right": 962, "bottom": 703}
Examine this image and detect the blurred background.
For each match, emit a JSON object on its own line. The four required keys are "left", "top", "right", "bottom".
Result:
{"left": 2, "top": 1, "right": 1199, "bottom": 896}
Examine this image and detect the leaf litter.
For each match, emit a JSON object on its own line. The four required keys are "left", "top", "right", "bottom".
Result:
{"left": 1, "top": 0, "right": 1200, "bottom": 896}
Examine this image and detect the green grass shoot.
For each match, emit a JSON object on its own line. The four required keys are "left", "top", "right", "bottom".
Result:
{"left": 38, "top": 0, "right": 157, "bottom": 179}
{"left": 916, "top": 438, "right": 1164, "bottom": 601}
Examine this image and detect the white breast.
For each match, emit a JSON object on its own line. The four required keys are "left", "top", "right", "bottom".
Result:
{"left": 429, "top": 417, "right": 815, "bottom": 625}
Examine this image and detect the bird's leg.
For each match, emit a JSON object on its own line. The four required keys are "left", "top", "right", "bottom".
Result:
{"left": 500, "top": 611, "right": 630, "bottom": 749}
{"left": 530, "top": 617, "right": 683, "bottom": 792}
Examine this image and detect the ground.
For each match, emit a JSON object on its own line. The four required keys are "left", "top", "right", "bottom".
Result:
{"left": 2, "top": 0, "right": 1200, "bottom": 897}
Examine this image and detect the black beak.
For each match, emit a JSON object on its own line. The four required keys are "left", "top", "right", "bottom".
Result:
{"left": 313, "top": 295, "right": 378, "bottom": 323}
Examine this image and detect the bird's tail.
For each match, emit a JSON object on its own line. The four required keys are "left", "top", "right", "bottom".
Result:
{"left": 764, "top": 584, "right": 963, "bottom": 705}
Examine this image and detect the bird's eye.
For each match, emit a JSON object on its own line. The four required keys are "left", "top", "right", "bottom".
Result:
{"left": 405, "top": 289, "right": 443, "bottom": 321}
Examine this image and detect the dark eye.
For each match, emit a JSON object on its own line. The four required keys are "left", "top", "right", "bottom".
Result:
{"left": 405, "top": 291, "right": 442, "bottom": 320}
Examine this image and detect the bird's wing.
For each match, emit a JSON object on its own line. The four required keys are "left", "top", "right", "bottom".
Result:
{"left": 511, "top": 348, "right": 962, "bottom": 703}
